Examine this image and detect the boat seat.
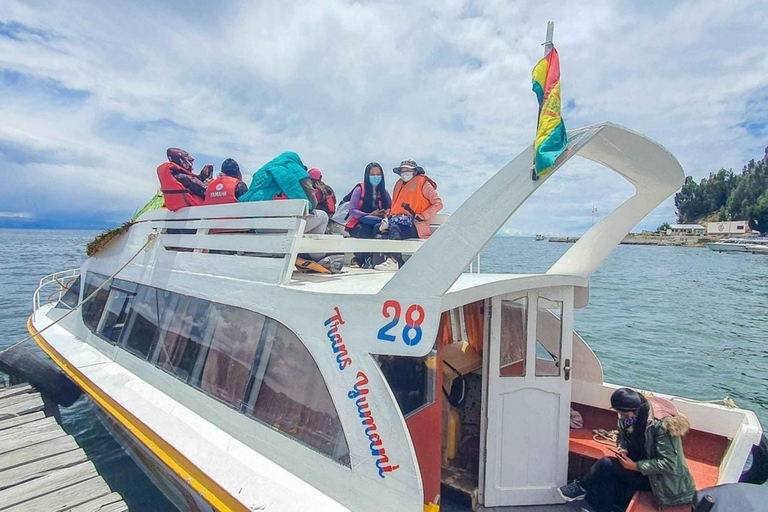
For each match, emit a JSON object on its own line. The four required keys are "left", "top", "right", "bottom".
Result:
{"left": 568, "top": 403, "right": 726, "bottom": 512}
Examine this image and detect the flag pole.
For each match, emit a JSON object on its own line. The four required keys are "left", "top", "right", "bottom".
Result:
{"left": 544, "top": 21, "right": 554, "bottom": 56}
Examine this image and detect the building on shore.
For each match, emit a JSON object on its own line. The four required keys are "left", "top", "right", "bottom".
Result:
{"left": 707, "top": 220, "right": 751, "bottom": 235}
{"left": 667, "top": 223, "right": 705, "bottom": 235}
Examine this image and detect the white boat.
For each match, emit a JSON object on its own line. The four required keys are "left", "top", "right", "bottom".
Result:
{"left": 705, "top": 238, "right": 768, "bottom": 252}
{"left": 535, "top": 234, "right": 547, "bottom": 241}
{"left": 28, "top": 122, "right": 767, "bottom": 512}
{"left": 745, "top": 244, "right": 768, "bottom": 254}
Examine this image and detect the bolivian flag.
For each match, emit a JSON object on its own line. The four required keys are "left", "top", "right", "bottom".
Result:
{"left": 532, "top": 47, "right": 567, "bottom": 178}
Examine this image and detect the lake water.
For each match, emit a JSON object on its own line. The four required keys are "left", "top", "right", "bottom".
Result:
{"left": 1, "top": 229, "right": 766, "bottom": 510}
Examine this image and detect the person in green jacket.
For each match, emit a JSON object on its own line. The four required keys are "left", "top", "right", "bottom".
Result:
{"left": 239, "top": 152, "right": 327, "bottom": 234}
{"left": 558, "top": 388, "right": 696, "bottom": 512}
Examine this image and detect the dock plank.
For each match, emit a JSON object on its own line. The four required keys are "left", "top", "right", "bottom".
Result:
{"left": 0, "top": 447, "right": 89, "bottom": 491}
{"left": 0, "top": 394, "right": 45, "bottom": 419}
{"left": 69, "top": 492, "right": 130, "bottom": 512}
{"left": 0, "top": 418, "right": 66, "bottom": 455}
{"left": 0, "top": 384, "right": 33, "bottom": 400}
{"left": 0, "top": 410, "right": 46, "bottom": 431}
{"left": 1, "top": 474, "right": 113, "bottom": 512}
{"left": 0, "top": 434, "right": 80, "bottom": 471}
{"left": 0, "top": 391, "right": 40, "bottom": 408}
{"left": 0, "top": 460, "right": 98, "bottom": 509}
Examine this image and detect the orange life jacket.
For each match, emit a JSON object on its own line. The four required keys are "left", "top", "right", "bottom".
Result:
{"left": 157, "top": 162, "right": 205, "bottom": 211}
{"left": 346, "top": 183, "right": 385, "bottom": 229}
{"left": 205, "top": 176, "right": 242, "bottom": 205}
{"left": 390, "top": 174, "right": 436, "bottom": 217}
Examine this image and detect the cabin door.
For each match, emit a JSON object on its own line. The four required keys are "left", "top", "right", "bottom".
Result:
{"left": 481, "top": 289, "right": 574, "bottom": 507}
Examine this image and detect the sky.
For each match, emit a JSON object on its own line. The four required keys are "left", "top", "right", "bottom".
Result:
{"left": 0, "top": 1, "right": 767, "bottom": 234}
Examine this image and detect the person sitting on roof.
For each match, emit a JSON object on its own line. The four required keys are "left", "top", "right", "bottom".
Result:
{"left": 307, "top": 168, "right": 337, "bottom": 218}
{"left": 238, "top": 151, "right": 327, "bottom": 234}
{"left": 374, "top": 159, "right": 442, "bottom": 271}
{"left": 558, "top": 388, "right": 696, "bottom": 512}
{"left": 345, "top": 162, "right": 392, "bottom": 268}
{"left": 205, "top": 158, "right": 248, "bottom": 205}
{"left": 157, "top": 148, "right": 214, "bottom": 211}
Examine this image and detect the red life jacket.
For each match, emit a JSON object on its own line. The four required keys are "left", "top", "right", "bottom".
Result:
{"left": 346, "top": 183, "right": 385, "bottom": 229}
{"left": 157, "top": 162, "right": 205, "bottom": 211}
{"left": 205, "top": 176, "right": 242, "bottom": 205}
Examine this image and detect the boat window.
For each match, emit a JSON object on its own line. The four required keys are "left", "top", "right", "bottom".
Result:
{"left": 198, "top": 303, "right": 265, "bottom": 408}
{"left": 121, "top": 286, "right": 165, "bottom": 360}
{"left": 376, "top": 351, "right": 437, "bottom": 417}
{"left": 500, "top": 298, "right": 527, "bottom": 377}
{"left": 99, "top": 289, "right": 135, "bottom": 343}
{"left": 535, "top": 298, "right": 563, "bottom": 377}
{"left": 244, "top": 321, "right": 350, "bottom": 466}
{"left": 82, "top": 273, "right": 111, "bottom": 333}
{"left": 155, "top": 294, "right": 211, "bottom": 383}
{"left": 58, "top": 276, "right": 81, "bottom": 309}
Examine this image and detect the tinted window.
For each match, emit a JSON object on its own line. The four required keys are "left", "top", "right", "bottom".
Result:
{"left": 82, "top": 273, "right": 111, "bottom": 332}
{"left": 155, "top": 294, "right": 210, "bottom": 383}
{"left": 245, "top": 321, "right": 350, "bottom": 465}
{"left": 99, "top": 289, "right": 134, "bottom": 343}
{"left": 58, "top": 276, "right": 81, "bottom": 309}
{"left": 500, "top": 297, "right": 527, "bottom": 377}
{"left": 121, "top": 286, "right": 164, "bottom": 360}
{"left": 199, "top": 304, "right": 265, "bottom": 408}
{"left": 376, "top": 352, "right": 437, "bottom": 417}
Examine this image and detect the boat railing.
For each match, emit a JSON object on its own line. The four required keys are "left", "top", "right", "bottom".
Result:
{"left": 33, "top": 268, "right": 80, "bottom": 312}
{"left": 133, "top": 202, "right": 451, "bottom": 284}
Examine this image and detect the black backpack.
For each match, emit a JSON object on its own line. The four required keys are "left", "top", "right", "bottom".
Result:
{"left": 442, "top": 361, "right": 467, "bottom": 409}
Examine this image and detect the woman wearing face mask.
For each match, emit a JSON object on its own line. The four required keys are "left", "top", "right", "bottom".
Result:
{"left": 375, "top": 159, "right": 443, "bottom": 271}
{"left": 558, "top": 388, "right": 696, "bottom": 512}
{"left": 345, "top": 162, "right": 392, "bottom": 268}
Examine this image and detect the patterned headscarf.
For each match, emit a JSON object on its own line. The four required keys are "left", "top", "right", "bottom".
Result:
{"left": 167, "top": 148, "right": 194, "bottom": 172}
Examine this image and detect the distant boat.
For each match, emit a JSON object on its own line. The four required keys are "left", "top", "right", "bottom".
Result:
{"left": 705, "top": 238, "right": 768, "bottom": 252}
{"left": 535, "top": 234, "right": 547, "bottom": 241}
{"left": 746, "top": 244, "right": 768, "bottom": 255}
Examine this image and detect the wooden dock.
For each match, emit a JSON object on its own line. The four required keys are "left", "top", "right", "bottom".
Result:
{"left": 0, "top": 383, "right": 127, "bottom": 511}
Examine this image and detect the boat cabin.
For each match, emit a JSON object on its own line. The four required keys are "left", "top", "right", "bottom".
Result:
{"left": 30, "top": 123, "right": 764, "bottom": 512}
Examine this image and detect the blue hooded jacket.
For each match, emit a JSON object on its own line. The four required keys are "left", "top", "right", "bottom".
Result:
{"left": 238, "top": 152, "right": 313, "bottom": 211}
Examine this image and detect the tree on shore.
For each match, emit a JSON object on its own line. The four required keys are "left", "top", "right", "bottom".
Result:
{"left": 748, "top": 195, "right": 768, "bottom": 234}
{"left": 674, "top": 148, "right": 767, "bottom": 224}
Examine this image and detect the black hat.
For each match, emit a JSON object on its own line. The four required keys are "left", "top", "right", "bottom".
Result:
{"left": 610, "top": 388, "right": 643, "bottom": 412}
{"left": 221, "top": 158, "right": 240, "bottom": 177}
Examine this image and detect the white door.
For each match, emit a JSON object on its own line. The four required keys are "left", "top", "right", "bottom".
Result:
{"left": 482, "top": 288, "right": 574, "bottom": 507}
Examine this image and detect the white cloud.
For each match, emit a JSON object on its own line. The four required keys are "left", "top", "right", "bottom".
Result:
{"left": 0, "top": 211, "right": 34, "bottom": 219}
{"left": 0, "top": 0, "right": 766, "bottom": 234}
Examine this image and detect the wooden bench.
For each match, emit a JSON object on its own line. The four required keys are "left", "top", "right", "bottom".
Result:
{"left": 569, "top": 403, "right": 727, "bottom": 512}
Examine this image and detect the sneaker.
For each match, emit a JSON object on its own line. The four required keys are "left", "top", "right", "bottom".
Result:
{"left": 350, "top": 256, "right": 360, "bottom": 268}
{"left": 557, "top": 480, "right": 586, "bottom": 502}
{"left": 373, "top": 257, "right": 399, "bottom": 271}
{"left": 361, "top": 257, "right": 373, "bottom": 269}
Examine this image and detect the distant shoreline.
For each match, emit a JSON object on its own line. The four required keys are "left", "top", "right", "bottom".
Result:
{"left": 549, "top": 233, "right": 747, "bottom": 247}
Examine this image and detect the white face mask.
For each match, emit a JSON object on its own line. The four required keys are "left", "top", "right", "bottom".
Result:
{"left": 401, "top": 171, "right": 414, "bottom": 182}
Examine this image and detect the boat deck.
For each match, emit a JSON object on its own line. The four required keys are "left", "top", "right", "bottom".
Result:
{"left": 0, "top": 383, "right": 127, "bottom": 511}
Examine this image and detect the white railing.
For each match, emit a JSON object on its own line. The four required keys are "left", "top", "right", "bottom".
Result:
{"left": 33, "top": 268, "right": 80, "bottom": 312}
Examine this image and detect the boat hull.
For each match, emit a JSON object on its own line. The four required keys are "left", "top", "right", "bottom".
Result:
{"left": 96, "top": 405, "right": 214, "bottom": 512}
{"left": 705, "top": 243, "right": 747, "bottom": 252}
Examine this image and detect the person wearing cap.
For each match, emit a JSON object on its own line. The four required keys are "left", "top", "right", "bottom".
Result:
{"left": 157, "top": 148, "right": 214, "bottom": 211}
{"left": 374, "top": 159, "right": 442, "bottom": 271}
{"left": 307, "top": 168, "right": 337, "bottom": 217}
{"left": 205, "top": 158, "right": 248, "bottom": 205}
{"left": 558, "top": 388, "right": 696, "bottom": 512}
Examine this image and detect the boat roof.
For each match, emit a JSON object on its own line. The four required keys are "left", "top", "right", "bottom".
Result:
{"left": 289, "top": 270, "right": 588, "bottom": 309}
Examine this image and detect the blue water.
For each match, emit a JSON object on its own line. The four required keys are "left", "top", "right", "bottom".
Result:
{"left": 1, "top": 229, "right": 766, "bottom": 510}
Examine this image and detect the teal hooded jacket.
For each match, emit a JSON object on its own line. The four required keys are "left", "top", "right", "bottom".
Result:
{"left": 239, "top": 152, "right": 313, "bottom": 211}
